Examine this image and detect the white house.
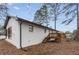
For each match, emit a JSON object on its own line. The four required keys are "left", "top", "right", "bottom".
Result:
{"left": 4, "top": 16, "right": 59, "bottom": 49}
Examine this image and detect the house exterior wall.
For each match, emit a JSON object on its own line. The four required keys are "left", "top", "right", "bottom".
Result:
{"left": 6, "top": 17, "right": 20, "bottom": 49}
{"left": 21, "top": 22, "right": 53, "bottom": 48}
{"left": 6, "top": 17, "right": 55, "bottom": 49}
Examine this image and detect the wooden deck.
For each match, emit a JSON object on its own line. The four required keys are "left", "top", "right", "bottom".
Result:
{"left": 42, "top": 33, "right": 64, "bottom": 43}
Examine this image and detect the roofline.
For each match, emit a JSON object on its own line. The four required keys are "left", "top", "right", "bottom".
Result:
{"left": 4, "top": 16, "right": 18, "bottom": 28}
{"left": 4, "top": 16, "right": 11, "bottom": 28}
{"left": 17, "top": 17, "right": 58, "bottom": 31}
{"left": 4, "top": 16, "right": 59, "bottom": 32}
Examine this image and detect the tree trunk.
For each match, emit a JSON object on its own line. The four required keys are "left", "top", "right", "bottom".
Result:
{"left": 75, "top": 3, "right": 79, "bottom": 41}
{"left": 54, "top": 3, "right": 57, "bottom": 30}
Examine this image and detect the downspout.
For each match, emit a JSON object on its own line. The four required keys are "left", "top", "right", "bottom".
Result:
{"left": 20, "top": 21, "right": 22, "bottom": 49}
{"left": 76, "top": 3, "right": 79, "bottom": 40}
{"left": 77, "top": 3, "right": 78, "bottom": 30}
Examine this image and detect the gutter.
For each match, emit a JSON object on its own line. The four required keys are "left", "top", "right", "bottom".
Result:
{"left": 20, "top": 21, "right": 22, "bottom": 49}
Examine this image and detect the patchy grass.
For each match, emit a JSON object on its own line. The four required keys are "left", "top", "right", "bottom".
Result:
{"left": 0, "top": 40, "right": 79, "bottom": 55}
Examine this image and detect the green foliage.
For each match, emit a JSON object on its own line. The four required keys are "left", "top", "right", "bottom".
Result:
{"left": 34, "top": 3, "right": 78, "bottom": 26}
{"left": 33, "top": 4, "right": 49, "bottom": 26}
{"left": 33, "top": 3, "right": 61, "bottom": 28}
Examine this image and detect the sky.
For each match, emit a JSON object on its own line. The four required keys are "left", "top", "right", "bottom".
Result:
{"left": 0, "top": 3, "right": 77, "bottom": 32}
{"left": 7, "top": 3, "right": 42, "bottom": 21}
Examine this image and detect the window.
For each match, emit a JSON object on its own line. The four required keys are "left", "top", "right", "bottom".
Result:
{"left": 7, "top": 27, "right": 12, "bottom": 39}
{"left": 44, "top": 28, "right": 47, "bottom": 33}
{"left": 29, "top": 25, "right": 33, "bottom": 32}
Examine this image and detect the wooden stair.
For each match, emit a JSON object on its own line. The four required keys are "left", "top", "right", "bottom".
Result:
{"left": 42, "top": 33, "right": 64, "bottom": 43}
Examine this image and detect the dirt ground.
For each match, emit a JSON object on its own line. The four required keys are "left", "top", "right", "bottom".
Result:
{"left": 0, "top": 40, "right": 79, "bottom": 55}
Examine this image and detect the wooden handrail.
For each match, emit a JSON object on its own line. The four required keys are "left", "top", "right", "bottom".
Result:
{"left": 42, "top": 32, "right": 64, "bottom": 43}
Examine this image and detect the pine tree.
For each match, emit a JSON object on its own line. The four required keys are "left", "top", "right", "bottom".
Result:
{"left": 33, "top": 4, "right": 49, "bottom": 26}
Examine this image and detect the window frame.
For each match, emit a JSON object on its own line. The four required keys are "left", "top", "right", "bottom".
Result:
{"left": 44, "top": 28, "right": 47, "bottom": 33}
{"left": 7, "top": 27, "right": 12, "bottom": 39}
{"left": 29, "top": 25, "right": 34, "bottom": 32}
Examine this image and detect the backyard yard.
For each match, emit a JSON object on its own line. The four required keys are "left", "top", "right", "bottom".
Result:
{"left": 0, "top": 40, "right": 79, "bottom": 55}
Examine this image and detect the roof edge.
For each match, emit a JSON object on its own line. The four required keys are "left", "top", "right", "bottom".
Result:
{"left": 4, "top": 16, "right": 60, "bottom": 32}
